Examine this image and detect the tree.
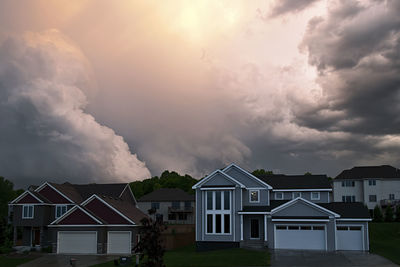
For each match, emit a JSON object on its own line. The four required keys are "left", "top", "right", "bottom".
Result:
{"left": 384, "top": 205, "right": 394, "bottom": 222}
{"left": 395, "top": 205, "right": 400, "bottom": 222}
{"left": 134, "top": 209, "right": 167, "bottom": 267}
{"left": 252, "top": 169, "right": 273, "bottom": 177}
{"left": 304, "top": 172, "right": 312, "bottom": 176}
{"left": 373, "top": 205, "right": 383, "bottom": 222}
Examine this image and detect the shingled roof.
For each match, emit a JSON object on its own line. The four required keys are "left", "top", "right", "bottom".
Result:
{"left": 138, "top": 188, "right": 195, "bottom": 202}
{"left": 318, "top": 202, "right": 371, "bottom": 219}
{"left": 335, "top": 165, "right": 400, "bottom": 180}
{"left": 258, "top": 174, "right": 331, "bottom": 189}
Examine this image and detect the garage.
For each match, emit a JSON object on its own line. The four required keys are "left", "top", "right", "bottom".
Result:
{"left": 107, "top": 231, "right": 131, "bottom": 254}
{"left": 336, "top": 225, "right": 364, "bottom": 250}
{"left": 275, "top": 225, "right": 326, "bottom": 250}
{"left": 58, "top": 231, "right": 97, "bottom": 254}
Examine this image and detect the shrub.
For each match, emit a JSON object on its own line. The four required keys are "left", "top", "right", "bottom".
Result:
{"left": 384, "top": 205, "right": 394, "bottom": 222}
{"left": 373, "top": 205, "right": 383, "bottom": 222}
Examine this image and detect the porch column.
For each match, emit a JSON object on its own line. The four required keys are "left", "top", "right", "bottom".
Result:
{"left": 240, "top": 214, "right": 243, "bottom": 241}
{"left": 13, "top": 226, "right": 17, "bottom": 246}
{"left": 264, "top": 215, "right": 267, "bottom": 241}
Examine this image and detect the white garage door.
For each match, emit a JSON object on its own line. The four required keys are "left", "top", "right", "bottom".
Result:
{"left": 107, "top": 231, "right": 131, "bottom": 254}
{"left": 58, "top": 231, "right": 97, "bottom": 254}
{"left": 275, "top": 225, "right": 326, "bottom": 250}
{"left": 336, "top": 226, "right": 364, "bottom": 250}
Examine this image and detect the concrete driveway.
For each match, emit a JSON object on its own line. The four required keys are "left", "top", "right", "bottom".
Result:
{"left": 270, "top": 250, "right": 398, "bottom": 267}
{"left": 18, "top": 254, "right": 118, "bottom": 267}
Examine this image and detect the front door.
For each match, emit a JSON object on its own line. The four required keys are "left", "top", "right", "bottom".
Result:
{"left": 250, "top": 219, "right": 259, "bottom": 239}
{"left": 32, "top": 228, "right": 40, "bottom": 246}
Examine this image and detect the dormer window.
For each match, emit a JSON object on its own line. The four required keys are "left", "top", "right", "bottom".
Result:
{"left": 249, "top": 190, "right": 260, "bottom": 203}
{"left": 55, "top": 205, "right": 68, "bottom": 218}
{"left": 22, "top": 205, "right": 34, "bottom": 219}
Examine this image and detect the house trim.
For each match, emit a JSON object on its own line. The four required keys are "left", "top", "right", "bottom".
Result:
{"left": 81, "top": 194, "right": 136, "bottom": 225}
{"left": 10, "top": 191, "right": 44, "bottom": 204}
{"left": 120, "top": 184, "right": 137, "bottom": 204}
{"left": 238, "top": 212, "right": 270, "bottom": 215}
{"left": 336, "top": 218, "right": 372, "bottom": 222}
{"left": 200, "top": 187, "right": 236, "bottom": 191}
{"left": 50, "top": 205, "right": 103, "bottom": 225}
{"left": 222, "top": 163, "right": 273, "bottom": 189}
{"left": 35, "top": 182, "right": 75, "bottom": 203}
{"left": 271, "top": 197, "right": 340, "bottom": 218}
{"left": 271, "top": 219, "right": 329, "bottom": 222}
{"left": 49, "top": 224, "right": 138, "bottom": 227}
{"left": 273, "top": 189, "right": 332, "bottom": 192}
{"left": 192, "top": 170, "right": 246, "bottom": 189}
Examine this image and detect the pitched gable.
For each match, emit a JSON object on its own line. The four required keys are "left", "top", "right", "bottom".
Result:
{"left": 56, "top": 207, "right": 102, "bottom": 225}
{"left": 84, "top": 197, "right": 132, "bottom": 224}
{"left": 11, "top": 191, "right": 43, "bottom": 204}
{"left": 192, "top": 170, "right": 245, "bottom": 189}
{"left": 36, "top": 183, "right": 73, "bottom": 204}
{"left": 223, "top": 164, "right": 272, "bottom": 189}
{"left": 272, "top": 198, "right": 339, "bottom": 218}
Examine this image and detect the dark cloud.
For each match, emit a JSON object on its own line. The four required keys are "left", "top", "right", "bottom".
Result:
{"left": 0, "top": 31, "right": 150, "bottom": 187}
{"left": 268, "top": 0, "right": 320, "bottom": 17}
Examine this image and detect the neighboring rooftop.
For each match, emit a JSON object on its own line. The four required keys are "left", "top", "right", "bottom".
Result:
{"left": 257, "top": 174, "right": 331, "bottom": 189}
{"left": 335, "top": 165, "right": 400, "bottom": 180}
{"left": 138, "top": 188, "right": 195, "bottom": 202}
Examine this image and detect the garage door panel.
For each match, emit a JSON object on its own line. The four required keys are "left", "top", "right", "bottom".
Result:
{"left": 336, "top": 226, "right": 363, "bottom": 251}
{"left": 58, "top": 232, "right": 97, "bottom": 254}
{"left": 108, "top": 231, "right": 131, "bottom": 254}
{"left": 275, "top": 225, "right": 326, "bottom": 250}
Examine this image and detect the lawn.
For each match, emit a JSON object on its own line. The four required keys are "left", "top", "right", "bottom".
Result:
{"left": 369, "top": 222, "right": 400, "bottom": 265}
{"left": 91, "top": 245, "right": 270, "bottom": 267}
{"left": 0, "top": 255, "right": 34, "bottom": 267}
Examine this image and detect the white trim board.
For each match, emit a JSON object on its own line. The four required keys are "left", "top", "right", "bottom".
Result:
{"left": 271, "top": 197, "right": 340, "bottom": 218}
{"left": 222, "top": 163, "right": 273, "bottom": 189}
{"left": 200, "top": 187, "right": 235, "bottom": 190}
{"left": 50, "top": 205, "right": 103, "bottom": 225}
{"left": 35, "top": 182, "right": 75, "bottom": 203}
{"left": 271, "top": 219, "right": 329, "bottom": 222}
{"left": 9, "top": 190, "right": 44, "bottom": 204}
{"left": 273, "top": 189, "right": 332, "bottom": 192}
{"left": 238, "top": 212, "right": 270, "bottom": 215}
{"left": 192, "top": 170, "right": 245, "bottom": 189}
{"left": 337, "top": 218, "right": 372, "bottom": 222}
{"left": 49, "top": 224, "right": 139, "bottom": 227}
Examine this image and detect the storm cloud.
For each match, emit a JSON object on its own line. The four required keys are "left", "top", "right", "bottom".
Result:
{"left": 0, "top": 30, "right": 150, "bottom": 186}
{"left": 268, "top": 0, "right": 321, "bottom": 17}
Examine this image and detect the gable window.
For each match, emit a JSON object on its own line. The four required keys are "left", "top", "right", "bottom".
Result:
{"left": 342, "top": 195, "right": 355, "bottom": 202}
{"left": 368, "top": 180, "right": 376, "bottom": 186}
{"left": 292, "top": 192, "right": 301, "bottom": 199}
{"left": 341, "top": 180, "right": 355, "bottom": 187}
{"left": 369, "top": 195, "right": 377, "bottom": 202}
{"left": 205, "top": 191, "right": 231, "bottom": 234}
{"left": 311, "top": 192, "right": 320, "bottom": 200}
{"left": 22, "top": 205, "right": 34, "bottom": 219}
{"left": 151, "top": 202, "right": 160, "bottom": 210}
{"left": 389, "top": 194, "right": 395, "bottom": 200}
{"left": 55, "top": 205, "right": 68, "bottom": 219}
{"left": 249, "top": 190, "right": 260, "bottom": 203}
{"left": 275, "top": 192, "right": 284, "bottom": 200}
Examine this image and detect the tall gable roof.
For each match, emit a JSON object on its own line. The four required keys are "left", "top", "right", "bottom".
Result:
{"left": 335, "top": 165, "right": 400, "bottom": 180}
{"left": 258, "top": 174, "right": 331, "bottom": 189}
{"left": 222, "top": 163, "right": 272, "bottom": 189}
{"left": 138, "top": 188, "right": 195, "bottom": 202}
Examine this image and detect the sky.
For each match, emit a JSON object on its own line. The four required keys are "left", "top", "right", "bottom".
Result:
{"left": 1, "top": 0, "right": 399, "bottom": 188}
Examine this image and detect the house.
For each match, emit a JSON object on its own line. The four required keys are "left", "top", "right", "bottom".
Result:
{"left": 193, "top": 163, "right": 371, "bottom": 251}
{"left": 8, "top": 181, "right": 147, "bottom": 254}
{"left": 137, "top": 188, "right": 195, "bottom": 224}
{"left": 333, "top": 165, "right": 400, "bottom": 210}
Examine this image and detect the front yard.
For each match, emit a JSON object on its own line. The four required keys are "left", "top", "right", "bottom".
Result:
{"left": 92, "top": 245, "right": 270, "bottom": 267}
{"left": 369, "top": 222, "right": 400, "bottom": 265}
{"left": 0, "top": 255, "right": 36, "bottom": 267}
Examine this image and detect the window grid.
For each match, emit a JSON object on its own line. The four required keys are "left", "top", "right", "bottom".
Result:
{"left": 205, "top": 191, "right": 231, "bottom": 235}
{"left": 55, "top": 205, "right": 68, "bottom": 219}
{"left": 22, "top": 205, "right": 34, "bottom": 219}
{"left": 311, "top": 192, "right": 320, "bottom": 200}
{"left": 249, "top": 190, "right": 260, "bottom": 203}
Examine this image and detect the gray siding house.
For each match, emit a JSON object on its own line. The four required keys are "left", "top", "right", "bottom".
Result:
{"left": 137, "top": 188, "right": 195, "bottom": 224}
{"left": 193, "top": 163, "right": 371, "bottom": 251}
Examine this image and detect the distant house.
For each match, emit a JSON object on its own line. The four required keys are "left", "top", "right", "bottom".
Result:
{"left": 137, "top": 188, "right": 195, "bottom": 224}
{"left": 193, "top": 163, "right": 371, "bottom": 251}
{"left": 333, "top": 165, "right": 400, "bottom": 210}
{"left": 9, "top": 182, "right": 147, "bottom": 254}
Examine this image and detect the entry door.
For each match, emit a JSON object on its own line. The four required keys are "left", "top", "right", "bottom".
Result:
{"left": 250, "top": 219, "right": 260, "bottom": 239}
{"left": 32, "top": 228, "right": 40, "bottom": 245}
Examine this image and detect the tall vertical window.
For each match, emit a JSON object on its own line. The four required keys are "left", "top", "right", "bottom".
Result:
{"left": 205, "top": 190, "right": 231, "bottom": 234}
{"left": 22, "top": 205, "right": 34, "bottom": 219}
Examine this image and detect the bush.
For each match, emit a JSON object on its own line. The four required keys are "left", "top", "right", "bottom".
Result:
{"left": 396, "top": 206, "right": 400, "bottom": 222}
{"left": 384, "top": 205, "right": 394, "bottom": 222}
{"left": 373, "top": 205, "right": 383, "bottom": 222}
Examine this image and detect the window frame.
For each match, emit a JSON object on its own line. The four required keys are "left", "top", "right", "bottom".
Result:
{"left": 368, "top": 180, "right": 376, "bottom": 186}
{"left": 292, "top": 192, "right": 302, "bottom": 199}
{"left": 311, "top": 192, "right": 320, "bottom": 200}
{"left": 389, "top": 194, "right": 395, "bottom": 200}
{"left": 55, "top": 204, "right": 68, "bottom": 219}
{"left": 369, "top": 195, "right": 377, "bottom": 202}
{"left": 22, "top": 205, "right": 34, "bottom": 219}
{"left": 151, "top": 202, "right": 160, "bottom": 210}
{"left": 205, "top": 190, "right": 231, "bottom": 235}
{"left": 249, "top": 189, "right": 260, "bottom": 203}
{"left": 275, "top": 192, "right": 284, "bottom": 200}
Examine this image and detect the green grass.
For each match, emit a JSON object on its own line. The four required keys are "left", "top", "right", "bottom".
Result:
{"left": 91, "top": 245, "right": 270, "bottom": 267}
{"left": 0, "top": 255, "right": 34, "bottom": 267}
{"left": 369, "top": 222, "right": 400, "bottom": 265}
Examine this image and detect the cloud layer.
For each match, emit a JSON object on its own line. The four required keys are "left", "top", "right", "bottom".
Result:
{"left": 0, "top": 30, "right": 150, "bottom": 186}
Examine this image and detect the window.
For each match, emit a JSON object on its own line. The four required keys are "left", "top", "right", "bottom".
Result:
{"left": 172, "top": 201, "right": 180, "bottom": 209}
{"left": 151, "top": 202, "right": 160, "bottom": 210}
{"left": 205, "top": 191, "right": 231, "bottom": 234}
{"left": 276, "top": 226, "right": 286, "bottom": 230}
{"left": 275, "top": 192, "right": 284, "bottom": 200}
{"left": 313, "top": 226, "right": 324, "bottom": 230}
{"left": 184, "top": 201, "right": 192, "bottom": 209}
{"left": 368, "top": 180, "right": 376, "bottom": 186}
{"left": 55, "top": 205, "right": 68, "bottom": 218}
{"left": 311, "top": 192, "right": 320, "bottom": 200}
{"left": 288, "top": 226, "right": 299, "bottom": 230}
{"left": 300, "top": 226, "right": 312, "bottom": 230}
{"left": 22, "top": 205, "right": 34, "bottom": 219}
{"left": 168, "top": 214, "right": 176, "bottom": 220}
{"left": 178, "top": 213, "right": 187, "bottom": 220}
{"left": 342, "top": 195, "right": 356, "bottom": 202}
{"left": 369, "top": 195, "right": 377, "bottom": 202}
{"left": 249, "top": 190, "right": 260, "bottom": 203}
{"left": 341, "top": 180, "right": 355, "bottom": 187}
{"left": 389, "top": 194, "right": 395, "bottom": 200}
{"left": 292, "top": 192, "right": 301, "bottom": 199}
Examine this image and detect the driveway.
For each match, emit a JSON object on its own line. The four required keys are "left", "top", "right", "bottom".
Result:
{"left": 270, "top": 250, "right": 398, "bottom": 267}
{"left": 18, "top": 254, "right": 118, "bottom": 267}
